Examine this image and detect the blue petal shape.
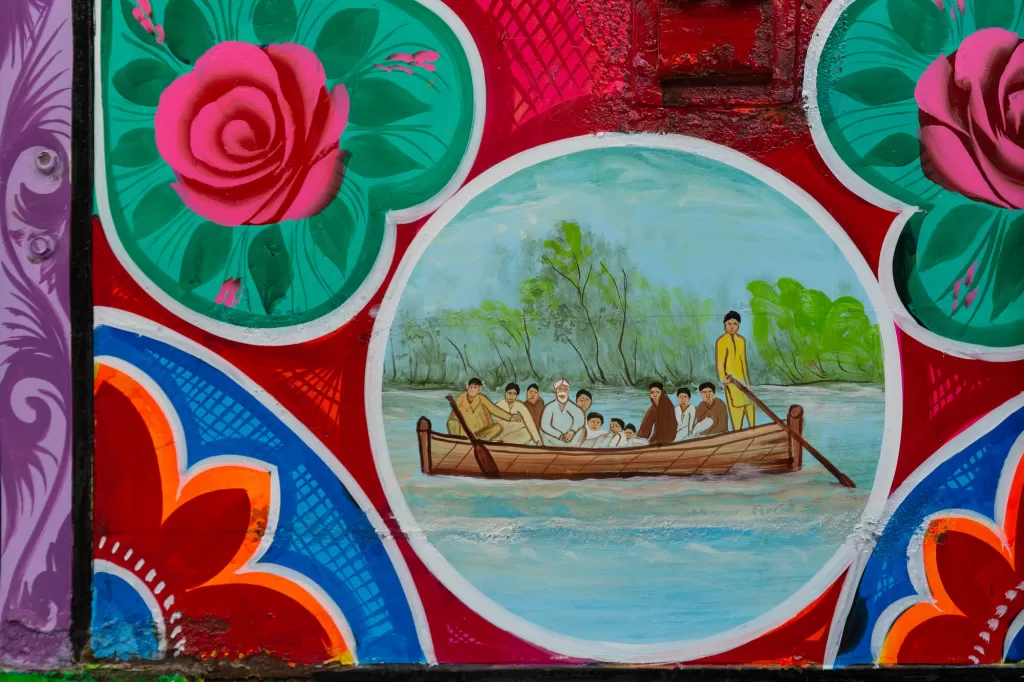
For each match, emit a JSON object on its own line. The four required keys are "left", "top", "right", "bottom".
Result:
{"left": 94, "top": 324, "right": 424, "bottom": 663}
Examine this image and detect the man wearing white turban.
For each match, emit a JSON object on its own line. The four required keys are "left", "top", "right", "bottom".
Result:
{"left": 539, "top": 378, "right": 586, "bottom": 447}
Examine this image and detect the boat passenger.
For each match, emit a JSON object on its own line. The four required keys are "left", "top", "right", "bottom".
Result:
{"left": 693, "top": 381, "right": 729, "bottom": 437}
{"left": 674, "top": 387, "right": 696, "bottom": 441}
{"left": 524, "top": 383, "right": 545, "bottom": 431}
{"left": 445, "top": 377, "right": 520, "bottom": 440}
{"left": 621, "top": 423, "right": 648, "bottom": 447}
{"left": 494, "top": 382, "right": 542, "bottom": 445}
{"left": 579, "top": 412, "right": 610, "bottom": 448}
{"left": 716, "top": 311, "right": 755, "bottom": 431}
{"left": 540, "top": 378, "right": 587, "bottom": 447}
{"left": 606, "top": 418, "right": 625, "bottom": 447}
{"left": 638, "top": 381, "right": 678, "bottom": 445}
{"left": 575, "top": 389, "right": 593, "bottom": 414}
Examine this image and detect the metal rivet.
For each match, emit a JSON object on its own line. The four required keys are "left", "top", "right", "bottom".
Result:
{"left": 28, "top": 235, "right": 54, "bottom": 261}
{"left": 35, "top": 149, "right": 57, "bottom": 174}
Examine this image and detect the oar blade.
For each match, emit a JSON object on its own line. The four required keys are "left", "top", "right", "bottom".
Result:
{"left": 474, "top": 444, "right": 500, "bottom": 478}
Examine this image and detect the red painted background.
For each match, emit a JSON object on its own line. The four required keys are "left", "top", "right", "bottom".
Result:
{"left": 92, "top": 0, "right": 1024, "bottom": 664}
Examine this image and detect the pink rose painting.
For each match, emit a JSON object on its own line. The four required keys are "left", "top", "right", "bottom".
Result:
{"left": 815, "top": 0, "right": 1024, "bottom": 348}
{"left": 155, "top": 41, "right": 350, "bottom": 226}
{"left": 917, "top": 28, "right": 1024, "bottom": 209}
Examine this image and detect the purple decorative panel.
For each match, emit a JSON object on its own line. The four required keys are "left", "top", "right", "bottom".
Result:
{"left": 0, "top": 0, "right": 73, "bottom": 667}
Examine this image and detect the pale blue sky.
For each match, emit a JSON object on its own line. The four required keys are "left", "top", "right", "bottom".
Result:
{"left": 398, "top": 147, "right": 874, "bottom": 320}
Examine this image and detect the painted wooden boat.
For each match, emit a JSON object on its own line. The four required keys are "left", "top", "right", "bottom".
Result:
{"left": 416, "top": 404, "right": 805, "bottom": 480}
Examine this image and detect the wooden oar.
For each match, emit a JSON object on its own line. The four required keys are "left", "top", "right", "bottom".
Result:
{"left": 445, "top": 394, "right": 500, "bottom": 478}
{"left": 726, "top": 376, "right": 856, "bottom": 488}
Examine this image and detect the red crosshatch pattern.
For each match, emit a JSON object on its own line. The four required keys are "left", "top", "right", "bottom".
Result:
{"left": 89, "top": 0, "right": 1024, "bottom": 666}
{"left": 479, "top": 0, "right": 599, "bottom": 126}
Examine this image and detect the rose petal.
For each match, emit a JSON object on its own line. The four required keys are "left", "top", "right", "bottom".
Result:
{"left": 970, "top": 127, "right": 1024, "bottom": 207}
{"left": 136, "top": 0, "right": 152, "bottom": 15}
{"left": 1007, "top": 91, "right": 1024, "bottom": 136}
{"left": 917, "top": 56, "right": 967, "bottom": 134}
{"left": 279, "top": 147, "right": 345, "bottom": 223}
{"left": 920, "top": 124, "right": 1012, "bottom": 207}
{"left": 171, "top": 175, "right": 281, "bottom": 226}
{"left": 998, "top": 44, "right": 1024, "bottom": 134}
{"left": 953, "top": 28, "right": 1020, "bottom": 144}
{"left": 330, "top": 83, "right": 349, "bottom": 132}
{"left": 156, "top": 42, "right": 290, "bottom": 188}
{"left": 387, "top": 53, "right": 415, "bottom": 62}
{"left": 221, "top": 120, "right": 259, "bottom": 155}
{"left": 190, "top": 86, "right": 279, "bottom": 175}
{"left": 263, "top": 43, "right": 328, "bottom": 135}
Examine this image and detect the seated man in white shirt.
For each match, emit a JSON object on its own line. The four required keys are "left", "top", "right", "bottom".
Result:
{"left": 674, "top": 387, "right": 696, "bottom": 441}
{"left": 540, "top": 378, "right": 587, "bottom": 447}
{"left": 578, "top": 412, "right": 610, "bottom": 448}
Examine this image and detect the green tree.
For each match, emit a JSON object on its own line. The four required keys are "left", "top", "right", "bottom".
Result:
{"left": 538, "top": 221, "right": 609, "bottom": 383}
{"left": 747, "top": 278, "right": 883, "bottom": 383}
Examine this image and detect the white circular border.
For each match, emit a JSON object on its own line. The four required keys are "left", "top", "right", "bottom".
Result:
{"left": 803, "top": 0, "right": 1024, "bottom": 361}
{"left": 93, "top": 0, "right": 487, "bottom": 346}
{"left": 365, "top": 132, "right": 904, "bottom": 663}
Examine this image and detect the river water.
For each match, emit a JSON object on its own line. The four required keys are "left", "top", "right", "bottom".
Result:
{"left": 381, "top": 384, "right": 886, "bottom": 644}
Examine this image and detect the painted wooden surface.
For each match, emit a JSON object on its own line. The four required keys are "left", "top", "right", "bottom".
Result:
{"left": 0, "top": 0, "right": 1022, "bottom": 672}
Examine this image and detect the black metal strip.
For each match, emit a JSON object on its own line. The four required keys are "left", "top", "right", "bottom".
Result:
{"left": 69, "top": 0, "right": 95, "bottom": 661}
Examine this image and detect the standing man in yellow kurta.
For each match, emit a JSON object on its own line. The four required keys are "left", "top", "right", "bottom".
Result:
{"left": 715, "top": 311, "right": 755, "bottom": 431}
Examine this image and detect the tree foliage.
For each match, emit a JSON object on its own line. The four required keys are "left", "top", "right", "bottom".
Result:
{"left": 385, "top": 223, "right": 884, "bottom": 388}
{"left": 747, "top": 278, "right": 883, "bottom": 384}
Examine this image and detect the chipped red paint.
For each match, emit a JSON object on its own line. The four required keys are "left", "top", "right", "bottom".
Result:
{"left": 659, "top": 0, "right": 767, "bottom": 76}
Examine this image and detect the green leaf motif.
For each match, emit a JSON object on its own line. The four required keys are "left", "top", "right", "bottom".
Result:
{"left": 919, "top": 203, "right": 993, "bottom": 271}
{"left": 120, "top": 0, "right": 157, "bottom": 45}
{"left": 132, "top": 183, "right": 184, "bottom": 239}
{"left": 179, "top": 222, "right": 233, "bottom": 292}
{"left": 248, "top": 225, "right": 292, "bottom": 314}
{"left": 835, "top": 67, "right": 916, "bottom": 106}
{"left": 861, "top": 133, "right": 920, "bottom": 167}
{"left": 113, "top": 59, "right": 177, "bottom": 107}
{"left": 974, "top": 0, "right": 1016, "bottom": 29}
{"left": 887, "top": 0, "right": 950, "bottom": 55}
{"left": 309, "top": 199, "right": 355, "bottom": 274}
{"left": 253, "top": 0, "right": 297, "bottom": 44}
{"left": 111, "top": 128, "right": 159, "bottom": 167}
{"left": 345, "top": 134, "right": 423, "bottom": 178}
{"left": 164, "top": 0, "right": 215, "bottom": 65}
{"left": 348, "top": 78, "right": 431, "bottom": 126}
{"left": 314, "top": 8, "right": 380, "bottom": 80}
{"left": 991, "top": 214, "right": 1024, "bottom": 320}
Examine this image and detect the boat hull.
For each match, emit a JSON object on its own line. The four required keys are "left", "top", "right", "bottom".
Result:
{"left": 417, "top": 404, "right": 805, "bottom": 480}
